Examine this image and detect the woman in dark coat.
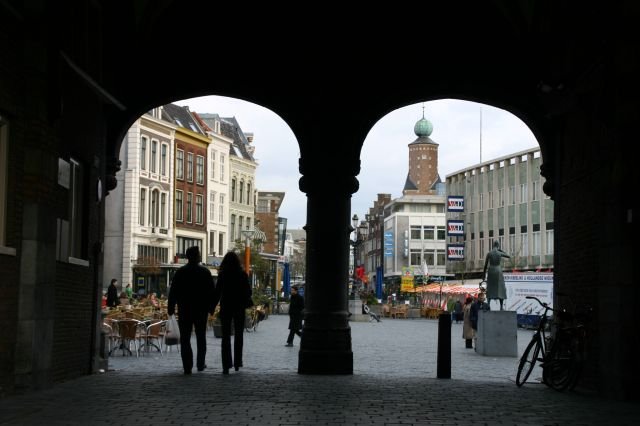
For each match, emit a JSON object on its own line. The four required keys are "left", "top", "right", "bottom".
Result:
{"left": 213, "top": 252, "right": 252, "bottom": 374}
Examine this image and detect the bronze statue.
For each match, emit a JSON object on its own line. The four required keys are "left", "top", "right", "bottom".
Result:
{"left": 483, "top": 240, "right": 511, "bottom": 310}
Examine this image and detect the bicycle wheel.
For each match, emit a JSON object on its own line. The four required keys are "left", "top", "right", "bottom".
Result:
{"left": 543, "top": 333, "right": 578, "bottom": 391}
{"left": 516, "top": 335, "right": 541, "bottom": 386}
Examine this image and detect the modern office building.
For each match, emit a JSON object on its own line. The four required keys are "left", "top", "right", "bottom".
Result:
{"left": 445, "top": 147, "right": 554, "bottom": 277}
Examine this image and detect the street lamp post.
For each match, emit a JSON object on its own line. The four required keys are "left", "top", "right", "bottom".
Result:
{"left": 350, "top": 214, "right": 359, "bottom": 299}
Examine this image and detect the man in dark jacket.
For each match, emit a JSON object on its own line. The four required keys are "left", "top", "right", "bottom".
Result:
{"left": 285, "top": 286, "right": 304, "bottom": 347}
{"left": 106, "top": 279, "right": 119, "bottom": 308}
{"left": 168, "top": 246, "right": 215, "bottom": 374}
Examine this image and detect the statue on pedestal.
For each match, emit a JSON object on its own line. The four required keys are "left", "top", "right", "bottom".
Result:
{"left": 483, "top": 240, "right": 511, "bottom": 310}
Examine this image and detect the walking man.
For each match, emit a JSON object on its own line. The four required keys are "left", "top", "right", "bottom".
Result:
{"left": 168, "top": 246, "right": 215, "bottom": 374}
{"left": 285, "top": 286, "right": 304, "bottom": 347}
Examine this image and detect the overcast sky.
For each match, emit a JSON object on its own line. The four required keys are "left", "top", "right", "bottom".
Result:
{"left": 175, "top": 97, "right": 539, "bottom": 230}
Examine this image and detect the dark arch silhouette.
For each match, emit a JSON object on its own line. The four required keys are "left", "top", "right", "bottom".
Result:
{"left": 0, "top": 1, "right": 635, "bottom": 401}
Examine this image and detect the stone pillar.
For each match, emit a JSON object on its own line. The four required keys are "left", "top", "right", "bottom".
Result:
{"left": 297, "top": 157, "right": 359, "bottom": 374}
{"left": 15, "top": 202, "right": 56, "bottom": 389}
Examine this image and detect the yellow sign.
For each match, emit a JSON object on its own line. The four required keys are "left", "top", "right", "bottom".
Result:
{"left": 401, "top": 276, "right": 414, "bottom": 292}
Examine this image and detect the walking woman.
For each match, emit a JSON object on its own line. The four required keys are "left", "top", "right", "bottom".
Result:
{"left": 213, "top": 252, "right": 252, "bottom": 374}
{"left": 462, "top": 296, "right": 474, "bottom": 348}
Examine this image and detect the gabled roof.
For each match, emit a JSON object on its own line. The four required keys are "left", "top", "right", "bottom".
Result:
{"left": 218, "top": 117, "right": 255, "bottom": 162}
{"left": 403, "top": 174, "right": 418, "bottom": 191}
{"left": 162, "top": 104, "right": 205, "bottom": 135}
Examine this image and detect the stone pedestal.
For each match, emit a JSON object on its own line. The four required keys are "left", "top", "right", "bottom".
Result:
{"left": 348, "top": 299, "right": 368, "bottom": 322}
{"left": 475, "top": 310, "right": 517, "bottom": 357}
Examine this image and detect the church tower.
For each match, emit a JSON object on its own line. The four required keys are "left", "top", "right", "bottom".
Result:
{"left": 403, "top": 107, "right": 441, "bottom": 195}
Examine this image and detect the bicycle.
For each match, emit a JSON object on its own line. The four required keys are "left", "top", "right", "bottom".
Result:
{"left": 244, "top": 305, "right": 267, "bottom": 332}
{"left": 516, "top": 295, "right": 592, "bottom": 391}
{"left": 515, "top": 296, "right": 554, "bottom": 387}
{"left": 542, "top": 299, "right": 592, "bottom": 391}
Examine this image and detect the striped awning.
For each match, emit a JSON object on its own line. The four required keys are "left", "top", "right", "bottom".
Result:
{"left": 242, "top": 228, "right": 266, "bottom": 242}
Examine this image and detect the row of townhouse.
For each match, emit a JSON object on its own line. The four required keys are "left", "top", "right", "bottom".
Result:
{"left": 103, "top": 104, "right": 258, "bottom": 297}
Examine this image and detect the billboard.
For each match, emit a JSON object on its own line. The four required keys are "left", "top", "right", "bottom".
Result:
{"left": 504, "top": 273, "right": 554, "bottom": 314}
{"left": 447, "top": 196, "right": 464, "bottom": 212}
{"left": 447, "top": 244, "right": 464, "bottom": 260}
{"left": 447, "top": 220, "right": 464, "bottom": 236}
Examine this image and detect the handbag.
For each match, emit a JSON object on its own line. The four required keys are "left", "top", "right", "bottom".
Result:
{"left": 165, "top": 314, "right": 180, "bottom": 346}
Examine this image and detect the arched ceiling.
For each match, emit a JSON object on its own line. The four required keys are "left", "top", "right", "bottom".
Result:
{"left": 85, "top": 1, "right": 633, "bottom": 174}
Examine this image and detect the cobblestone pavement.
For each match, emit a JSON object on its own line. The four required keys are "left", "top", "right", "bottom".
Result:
{"left": 1, "top": 315, "right": 636, "bottom": 425}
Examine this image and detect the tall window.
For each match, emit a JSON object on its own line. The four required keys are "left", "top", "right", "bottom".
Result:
{"left": 436, "top": 250, "right": 446, "bottom": 266}
{"left": 218, "top": 233, "right": 225, "bottom": 254}
{"left": 151, "top": 140, "right": 157, "bottom": 173}
{"left": 139, "top": 188, "right": 146, "bottom": 225}
{"left": 499, "top": 188, "right": 504, "bottom": 206}
{"left": 210, "top": 151, "right": 216, "bottom": 181}
{"left": 140, "top": 136, "right": 147, "bottom": 170}
{"left": 532, "top": 231, "right": 541, "bottom": 255}
{"left": 219, "top": 154, "right": 225, "bottom": 181}
{"left": 186, "top": 192, "right": 193, "bottom": 223}
{"left": 521, "top": 233, "right": 529, "bottom": 256}
{"left": 176, "top": 149, "right": 184, "bottom": 180}
{"left": 230, "top": 214, "right": 236, "bottom": 241}
{"left": 161, "top": 144, "right": 167, "bottom": 176}
{"left": 186, "top": 153, "right": 194, "bottom": 182}
{"left": 219, "top": 194, "right": 224, "bottom": 223}
{"left": 546, "top": 229, "right": 554, "bottom": 254}
{"left": 196, "top": 194, "right": 203, "bottom": 224}
{"left": 509, "top": 186, "right": 515, "bottom": 205}
{"left": 239, "top": 180, "right": 244, "bottom": 204}
{"left": 238, "top": 216, "right": 244, "bottom": 234}
{"left": 150, "top": 189, "right": 159, "bottom": 226}
{"left": 175, "top": 190, "right": 183, "bottom": 222}
{"left": 520, "top": 183, "right": 528, "bottom": 203}
{"left": 0, "top": 115, "right": 8, "bottom": 247}
{"left": 532, "top": 180, "right": 539, "bottom": 201}
{"left": 246, "top": 182, "right": 252, "bottom": 205}
{"left": 209, "top": 191, "right": 216, "bottom": 222}
{"left": 231, "top": 178, "right": 236, "bottom": 202}
{"left": 509, "top": 234, "right": 515, "bottom": 256}
{"left": 161, "top": 193, "right": 166, "bottom": 227}
{"left": 209, "top": 231, "right": 216, "bottom": 255}
{"left": 479, "top": 193, "right": 484, "bottom": 210}
{"left": 196, "top": 155, "right": 204, "bottom": 184}
{"left": 489, "top": 191, "right": 494, "bottom": 208}
{"left": 437, "top": 226, "right": 446, "bottom": 240}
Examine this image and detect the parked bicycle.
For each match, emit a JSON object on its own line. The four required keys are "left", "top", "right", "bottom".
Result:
{"left": 516, "top": 295, "right": 592, "bottom": 391}
{"left": 244, "top": 305, "right": 267, "bottom": 332}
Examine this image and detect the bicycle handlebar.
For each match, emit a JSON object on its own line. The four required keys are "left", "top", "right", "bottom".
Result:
{"left": 525, "top": 295, "right": 553, "bottom": 311}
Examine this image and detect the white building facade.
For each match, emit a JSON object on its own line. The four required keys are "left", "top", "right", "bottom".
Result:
{"left": 103, "top": 108, "right": 175, "bottom": 294}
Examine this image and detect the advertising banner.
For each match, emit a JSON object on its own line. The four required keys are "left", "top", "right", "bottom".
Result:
{"left": 504, "top": 273, "right": 554, "bottom": 315}
{"left": 447, "top": 220, "right": 464, "bottom": 236}
{"left": 447, "top": 196, "right": 464, "bottom": 212}
{"left": 447, "top": 244, "right": 464, "bottom": 260}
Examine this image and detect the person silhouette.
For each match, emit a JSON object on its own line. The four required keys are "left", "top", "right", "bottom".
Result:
{"left": 483, "top": 240, "right": 511, "bottom": 310}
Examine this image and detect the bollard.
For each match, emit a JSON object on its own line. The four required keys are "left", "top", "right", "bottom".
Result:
{"left": 437, "top": 312, "right": 451, "bottom": 378}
